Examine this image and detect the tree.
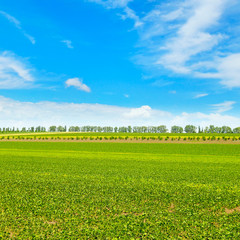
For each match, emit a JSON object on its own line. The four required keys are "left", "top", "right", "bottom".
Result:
{"left": 75, "top": 126, "right": 80, "bottom": 132}
{"left": 97, "top": 126, "right": 103, "bottom": 133}
{"left": 35, "top": 126, "right": 41, "bottom": 132}
{"left": 57, "top": 126, "right": 65, "bottom": 132}
{"left": 171, "top": 126, "right": 183, "bottom": 133}
{"left": 198, "top": 126, "right": 201, "bottom": 133}
{"left": 150, "top": 126, "right": 157, "bottom": 133}
{"left": 209, "top": 125, "right": 216, "bottom": 133}
{"left": 204, "top": 126, "right": 209, "bottom": 133}
{"left": 233, "top": 127, "right": 240, "bottom": 133}
{"left": 69, "top": 126, "right": 80, "bottom": 132}
{"left": 127, "top": 126, "right": 132, "bottom": 133}
{"left": 49, "top": 126, "right": 57, "bottom": 132}
{"left": 41, "top": 127, "right": 46, "bottom": 132}
{"left": 119, "top": 127, "right": 128, "bottom": 133}
{"left": 184, "top": 125, "right": 196, "bottom": 133}
{"left": 103, "top": 127, "right": 113, "bottom": 132}
{"left": 133, "top": 126, "right": 140, "bottom": 133}
{"left": 221, "top": 126, "right": 232, "bottom": 133}
{"left": 215, "top": 127, "right": 221, "bottom": 133}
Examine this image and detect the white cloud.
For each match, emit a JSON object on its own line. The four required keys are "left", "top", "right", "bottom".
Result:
{"left": 134, "top": 0, "right": 240, "bottom": 88}
{"left": 0, "top": 96, "right": 239, "bottom": 128}
{"left": 156, "top": 0, "right": 226, "bottom": 73}
{"left": 169, "top": 90, "right": 176, "bottom": 94}
{"left": 123, "top": 105, "right": 152, "bottom": 118}
{"left": 91, "top": 0, "right": 226, "bottom": 73}
{"left": 88, "top": 0, "right": 132, "bottom": 9}
{"left": 61, "top": 40, "right": 73, "bottom": 49}
{"left": 0, "top": 10, "right": 35, "bottom": 44}
{"left": 24, "top": 34, "right": 36, "bottom": 45}
{"left": 170, "top": 112, "right": 240, "bottom": 128}
{"left": 87, "top": 0, "right": 240, "bottom": 89}
{"left": 194, "top": 54, "right": 240, "bottom": 88}
{"left": 211, "top": 101, "right": 236, "bottom": 113}
{"left": 216, "top": 54, "right": 240, "bottom": 88}
{"left": 0, "top": 96, "right": 171, "bottom": 127}
{"left": 0, "top": 52, "right": 35, "bottom": 89}
{"left": 124, "top": 94, "right": 129, "bottom": 98}
{"left": 121, "top": 7, "right": 143, "bottom": 28}
{"left": 194, "top": 93, "right": 208, "bottom": 99}
{"left": 65, "top": 78, "right": 91, "bottom": 92}
{"left": 0, "top": 10, "right": 20, "bottom": 26}
{"left": 152, "top": 80, "right": 173, "bottom": 87}
{"left": 161, "top": 8, "right": 183, "bottom": 22}
{"left": 88, "top": 0, "right": 142, "bottom": 28}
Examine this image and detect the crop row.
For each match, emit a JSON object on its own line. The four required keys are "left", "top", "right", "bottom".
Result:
{"left": 2, "top": 135, "right": 240, "bottom": 141}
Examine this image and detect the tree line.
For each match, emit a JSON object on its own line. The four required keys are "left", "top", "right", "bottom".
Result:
{"left": 1, "top": 125, "right": 240, "bottom": 133}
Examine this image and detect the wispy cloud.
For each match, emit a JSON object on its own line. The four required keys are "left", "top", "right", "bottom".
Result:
{"left": 24, "top": 33, "right": 36, "bottom": 45}
{"left": 65, "top": 78, "right": 91, "bottom": 92}
{"left": 152, "top": 79, "right": 173, "bottom": 87}
{"left": 196, "top": 54, "right": 240, "bottom": 88}
{"left": 217, "top": 54, "right": 240, "bottom": 88}
{"left": 194, "top": 93, "right": 208, "bottom": 99}
{"left": 137, "top": 0, "right": 240, "bottom": 88}
{"left": 0, "top": 10, "right": 35, "bottom": 44}
{"left": 88, "top": 0, "right": 131, "bottom": 9}
{"left": 0, "top": 51, "right": 35, "bottom": 89}
{"left": 156, "top": 0, "right": 226, "bottom": 73}
{"left": 211, "top": 101, "right": 236, "bottom": 113}
{"left": 87, "top": 0, "right": 240, "bottom": 90}
{"left": 88, "top": 0, "right": 239, "bottom": 90}
{"left": 88, "top": 0, "right": 142, "bottom": 28}
{"left": 120, "top": 7, "right": 143, "bottom": 28}
{"left": 88, "top": 0, "right": 240, "bottom": 89}
{"left": 0, "top": 10, "right": 20, "bottom": 25}
{"left": 61, "top": 40, "right": 73, "bottom": 49}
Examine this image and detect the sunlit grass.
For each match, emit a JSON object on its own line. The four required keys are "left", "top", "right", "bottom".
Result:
{"left": 0, "top": 142, "right": 239, "bottom": 238}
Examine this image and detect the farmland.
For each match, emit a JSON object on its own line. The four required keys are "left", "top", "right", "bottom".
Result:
{"left": 1, "top": 132, "right": 240, "bottom": 143}
{"left": 0, "top": 141, "right": 240, "bottom": 239}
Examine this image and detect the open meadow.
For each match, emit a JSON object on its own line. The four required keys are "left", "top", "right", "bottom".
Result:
{"left": 0, "top": 141, "right": 240, "bottom": 239}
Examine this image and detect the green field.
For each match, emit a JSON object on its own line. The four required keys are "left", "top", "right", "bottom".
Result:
{"left": 0, "top": 142, "right": 240, "bottom": 239}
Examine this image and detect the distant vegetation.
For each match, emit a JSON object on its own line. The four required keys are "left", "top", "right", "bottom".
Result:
{"left": 2, "top": 133, "right": 240, "bottom": 142}
{"left": 1, "top": 124, "right": 240, "bottom": 133}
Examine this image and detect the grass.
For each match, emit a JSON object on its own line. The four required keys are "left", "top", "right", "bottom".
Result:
{"left": 0, "top": 142, "right": 239, "bottom": 239}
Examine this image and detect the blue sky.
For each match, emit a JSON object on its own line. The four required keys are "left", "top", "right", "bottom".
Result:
{"left": 0, "top": 0, "right": 240, "bottom": 127}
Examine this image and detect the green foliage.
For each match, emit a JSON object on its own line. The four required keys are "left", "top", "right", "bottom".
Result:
{"left": 233, "top": 127, "right": 240, "bottom": 133}
{"left": 49, "top": 126, "right": 57, "bottom": 132}
{"left": 184, "top": 125, "right": 197, "bottom": 133}
{"left": 171, "top": 125, "right": 183, "bottom": 133}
